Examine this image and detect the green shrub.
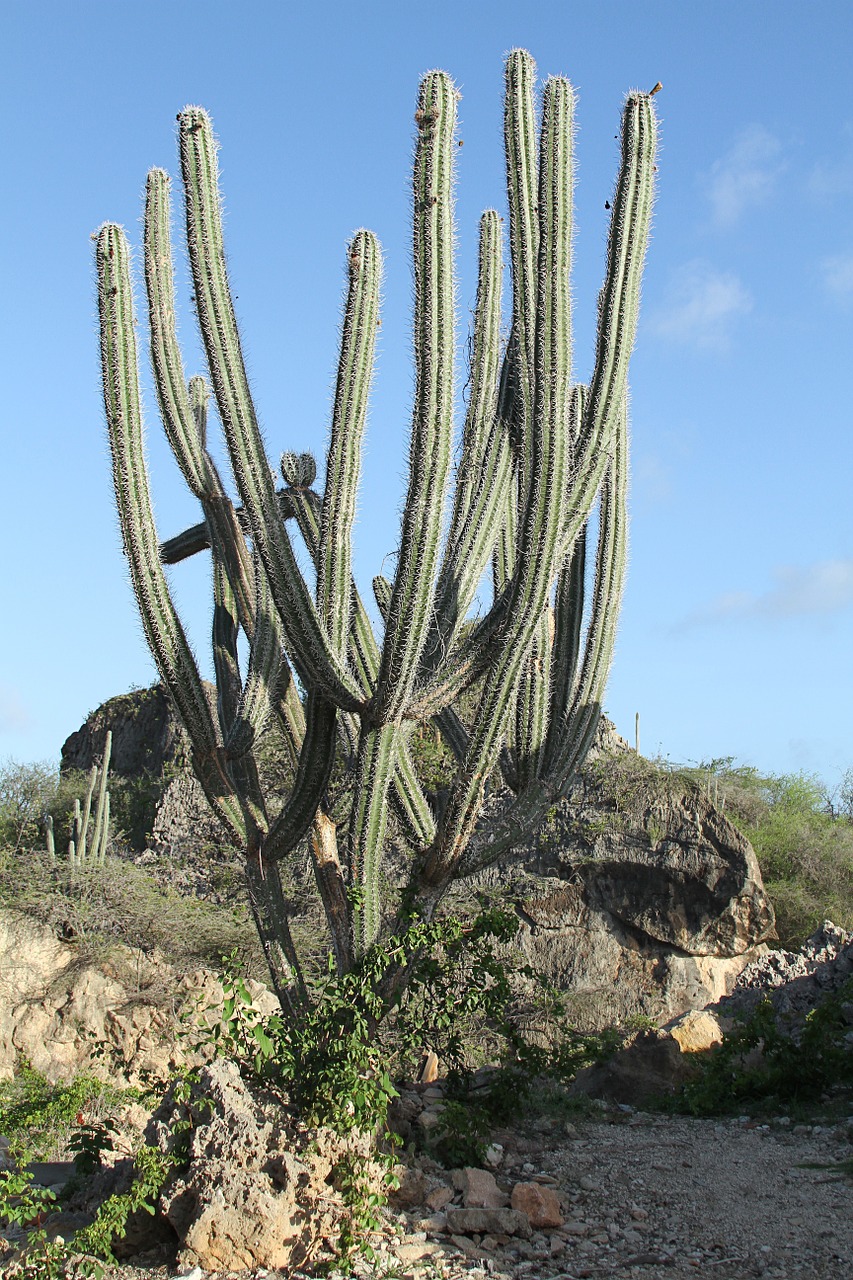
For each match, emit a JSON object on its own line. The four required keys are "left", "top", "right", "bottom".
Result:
{"left": 678, "top": 979, "right": 853, "bottom": 1116}
{"left": 0, "top": 1061, "right": 128, "bottom": 1163}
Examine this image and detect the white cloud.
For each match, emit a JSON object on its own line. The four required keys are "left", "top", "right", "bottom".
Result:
{"left": 685, "top": 559, "right": 853, "bottom": 626}
{"left": 821, "top": 251, "right": 853, "bottom": 300}
{"left": 704, "top": 125, "right": 785, "bottom": 228}
{"left": 650, "top": 261, "right": 752, "bottom": 351}
{"left": 0, "top": 687, "right": 30, "bottom": 734}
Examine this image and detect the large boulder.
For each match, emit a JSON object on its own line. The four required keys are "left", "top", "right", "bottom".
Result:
{"left": 61, "top": 684, "right": 224, "bottom": 857}
{"left": 464, "top": 724, "right": 775, "bottom": 1028}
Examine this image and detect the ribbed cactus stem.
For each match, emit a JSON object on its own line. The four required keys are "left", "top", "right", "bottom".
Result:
{"left": 318, "top": 230, "right": 381, "bottom": 656}
{"left": 373, "top": 72, "right": 457, "bottom": 723}
{"left": 96, "top": 50, "right": 658, "bottom": 1011}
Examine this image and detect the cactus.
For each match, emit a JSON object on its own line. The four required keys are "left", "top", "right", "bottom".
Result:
{"left": 96, "top": 52, "right": 657, "bottom": 1014}
{"left": 64, "top": 732, "right": 112, "bottom": 868}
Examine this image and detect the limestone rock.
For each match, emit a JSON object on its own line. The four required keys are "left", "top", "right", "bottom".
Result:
{"left": 459, "top": 723, "right": 775, "bottom": 1029}
{"left": 511, "top": 1181, "right": 563, "bottom": 1228}
{"left": 666, "top": 1008, "right": 724, "bottom": 1053}
{"left": 458, "top": 1166, "right": 509, "bottom": 1209}
{"left": 0, "top": 908, "right": 264, "bottom": 1086}
{"left": 569, "top": 1030, "right": 701, "bottom": 1106}
{"left": 157, "top": 1059, "right": 344, "bottom": 1272}
{"left": 446, "top": 1206, "right": 531, "bottom": 1237}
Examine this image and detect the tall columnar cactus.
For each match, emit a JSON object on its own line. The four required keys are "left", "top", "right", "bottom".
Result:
{"left": 96, "top": 51, "right": 657, "bottom": 1013}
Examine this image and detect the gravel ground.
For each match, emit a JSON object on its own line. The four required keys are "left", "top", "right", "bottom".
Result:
{"left": 38, "top": 1105, "right": 851, "bottom": 1280}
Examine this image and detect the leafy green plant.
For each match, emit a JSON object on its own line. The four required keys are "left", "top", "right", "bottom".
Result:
{"left": 67, "top": 1120, "right": 117, "bottom": 1179}
{"left": 0, "top": 1063, "right": 127, "bottom": 1165}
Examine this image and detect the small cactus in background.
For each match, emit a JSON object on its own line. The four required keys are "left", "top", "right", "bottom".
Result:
{"left": 44, "top": 732, "right": 112, "bottom": 867}
{"left": 69, "top": 731, "right": 112, "bottom": 867}
{"left": 96, "top": 51, "right": 657, "bottom": 1016}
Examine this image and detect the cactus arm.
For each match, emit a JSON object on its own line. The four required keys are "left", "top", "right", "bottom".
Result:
{"left": 177, "top": 108, "right": 362, "bottom": 712}
{"left": 290, "top": 485, "right": 436, "bottom": 849}
{"left": 212, "top": 544, "right": 244, "bottom": 740}
{"left": 504, "top": 49, "right": 541, "bottom": 509}
{"left": 559, "top": 90, "right": 656, "bottom": 562}
{"left": 513, "top": 607, "right": 553, "bottom": 791}
{"left": 426, "top": 210, "right": 507, "bottom": 657}
{"left": 348, "top": 722, "right": 398, "bottom": 954}
{"left": 96, "top": 223, "right": 246, "bottom": 845}
{"left": 148, "top": 163, "right": 305, "bottom": 771}
{"left": 546, "top": 394, "right": 628, "bottom": 789}
{"left": 224, "top": 553, "right": 283, "bottom": 763}
{"left": 44, "top": 814, "right": 55, "bottom": 862}
{"left": 77, "top": 766, "right": 97, "bottom": 863}
{"left": 318, "top": 230, "right": 381, "bottom": 656}
{"left": 372, "top": 72, "right": 457, "bottom": 723}
{"left": 458, "top": 393, "right": 628, "bottom": 876}
{"left": 90, "top": 731, "right": 112, "bottom": 866}
{"left": 262, "top": 690, "right": 338, "bottom": 863}
{"left": 245, "top": 856, "right": 308, "bottom": 1016}
{"left": 144, "top": 168, "right": 216, "bottom": 499}
{"left": 420, "top": 75, "right": 577, "bottom": 887}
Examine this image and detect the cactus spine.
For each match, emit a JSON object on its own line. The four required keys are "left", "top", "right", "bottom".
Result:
{"left": 97, "top": 51, "right": 657, "bottom": 1012}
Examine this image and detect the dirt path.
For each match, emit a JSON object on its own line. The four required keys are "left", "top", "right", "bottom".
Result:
{"left": 85, "top": 1105, "right": 853, "bottom": 1280}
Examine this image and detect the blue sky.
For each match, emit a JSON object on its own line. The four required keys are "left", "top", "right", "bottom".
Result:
{"left": 2, "top": 1, "right": 852, "bottom": 792}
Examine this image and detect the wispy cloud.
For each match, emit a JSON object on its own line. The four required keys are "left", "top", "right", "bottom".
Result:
{"left": 704, "top": 125, "right": 786, "bottom": 228}
{"left": 650, "top": 260, "right": 752, "bottom": 351}
{"left": 821, "top": 251, "right": 853, "bottom": 301}
{"left": 683, "top": 559, "right": 853, "bottom": 627}
{"left": 0, "top": 687, "right": 30, "bottom": 735}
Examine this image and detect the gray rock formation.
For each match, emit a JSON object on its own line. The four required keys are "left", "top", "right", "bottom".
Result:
{"left": 61, "top": 684, "right": 225, "bottom": 857}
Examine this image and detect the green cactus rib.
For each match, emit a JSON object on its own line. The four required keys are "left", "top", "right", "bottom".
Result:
{"left": 422, "top": 75, "right": 580, "bottom": 886}
{"left": 319, "top": 230, "right": 381, "bottom": 656}
{"left": 504, "top": 49, "right": 542, "bottom": 509}
{"left": 559, "top": 89, "right": 656, "bottom": 562}
{"left": 425, "top": 209, "right": 509, "bottom": 666}
{"left": 96, "top": 224, "right": 246, "bottom": 846}
{"left": 458, "top": 394, "right": 628, "bottom": 877}
{"left": 177, "top": 108, "right": 362, "bottom": 713}
{"left": 372, "top": 72, "right": 457, "bottom": 724}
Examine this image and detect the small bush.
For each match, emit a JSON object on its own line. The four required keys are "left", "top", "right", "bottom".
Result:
{"left": 678, "top": 979, "right": 853, "bottom": 1116}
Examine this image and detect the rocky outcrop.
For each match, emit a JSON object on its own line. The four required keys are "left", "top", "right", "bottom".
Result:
{"left": 461, "top": 726, "right": 775, "bottom": 1027}
{"left": 60, "top": 684, "right": 225, "bottom": 857}
{"left": 61, "top": 690, "right": 776, "bottom": 1028}
{"left": 0, "top": 909, "right": 274, "bottom": 1085}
